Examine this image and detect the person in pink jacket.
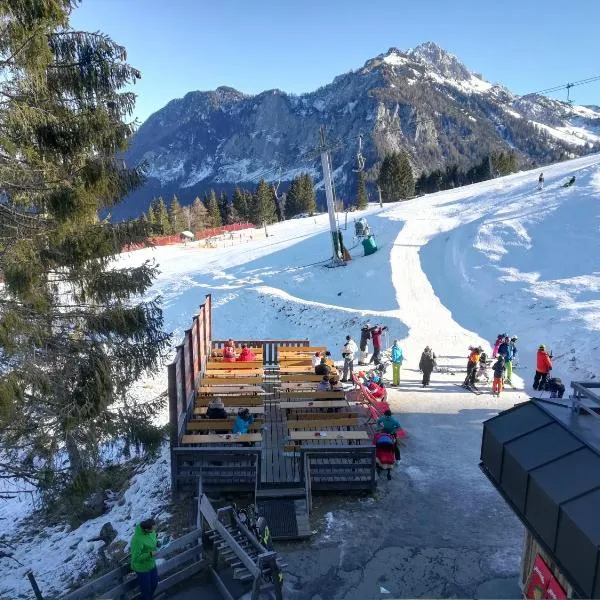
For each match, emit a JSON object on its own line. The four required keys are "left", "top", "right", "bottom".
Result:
{"left": 492, "top": 334, "right": 504, "bottom": 358}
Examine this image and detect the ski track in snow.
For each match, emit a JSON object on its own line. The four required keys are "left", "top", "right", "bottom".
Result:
{"left": 2, "top": 153, "right": 600, "bottom": 598}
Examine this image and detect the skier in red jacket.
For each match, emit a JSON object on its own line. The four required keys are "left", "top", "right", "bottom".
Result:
{"left": 368, "top": 325, "right": 388, "bottom": 365}
{"left": 533, "top": 345, "right": 552, "bottom": 391}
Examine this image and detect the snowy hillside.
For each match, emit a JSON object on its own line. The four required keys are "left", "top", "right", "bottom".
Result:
{"left": 2, "top": 153, "right": 600, "bottom": 598}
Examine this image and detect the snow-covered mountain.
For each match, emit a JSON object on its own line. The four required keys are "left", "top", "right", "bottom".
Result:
{"left": 112, "top": 43, "right": 600, "bottom": 217}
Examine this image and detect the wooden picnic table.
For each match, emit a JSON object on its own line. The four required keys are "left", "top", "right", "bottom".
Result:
{"left": 196, "top": 395, "right": 264, "bottom": 407}
{"left": 198, "top": 384, "right": 265, "bottom": 395}
{"left": 279, "top": 382, "right": 320, "bottom": 390}
{"left": 278, "top": 400, "right": 349, "bottom": 409}
{"left": 278, "top": 346, "right": 326, "bottom": 354}
{"left": 205, "top": 368, "right": 264, "bottom": 376}
{"left": 194, "top": 405, "right": 265, "bottom": 416}
{"left": 278, "top": 366, "right": 317, "bottom": 374}
{"left": 278, "top": 390, "right": 346, "bottom": 400}
{"left": 181, "top": 433, "right": 262, "bottom": 445}
{"left": 280, "top": 374, "right": 322, "bottom": 382}
{"left": 289, "top": 430, "right": 369, "bottom": 442}
{"left": 187, "top": 419, "right": 262, "bottom": 432}
{"left": 201, "top": 376, "right": 263, "bottom": 385}
{"left": 287, "top": 418, "right": 357, "bottom": 429}
{"left": 206, "top": 361, "right": 263, "bottom": 370}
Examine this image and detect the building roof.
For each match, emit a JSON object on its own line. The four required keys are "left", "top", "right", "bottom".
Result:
{"left": 480, "top": 400, "right": 600, "bottom": 599}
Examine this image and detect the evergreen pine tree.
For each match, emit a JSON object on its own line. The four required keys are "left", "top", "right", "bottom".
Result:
{"left": 0, "top": 1, "right": 169, "bottom": 492}
{"left": 378, "top": 151, "right": 415, "bottom": 202}
{"left": 356, "top": 171, "right": 368, "bottom": 209}
{"left": 300, "top": 174, "right": 317, "bottom": 215}
{"left": 206, "top": 190, "right": 222, "bottom": 228}
{"left": 154, "top": 197, "right": 171, "bottom": 233}
{"left": 190, "top": 197, "right": 208, "bottom": 231}
{"left": 285, "top": 177, "right": 301, "bottom": 217}
{"left": 169, "top": 195, "right": 185, "bottom": 232}
{"left": 147, "top": 204, "right": 157, "bottom": 225}
{"left": 232, "top": 188, "right": 248, "bottom": 222}
{"left": 218, "top": 191, "right": 229, "bottom": 225}
{"left": 251, "top": 180, "right": 278, "bottom": 225}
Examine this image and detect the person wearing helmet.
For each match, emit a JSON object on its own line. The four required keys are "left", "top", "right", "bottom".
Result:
{"left": 463, "top": 346, "right": 482, "bottom": 389}
{"left": 233, "top": 408, "right": 254, "bottom": 434}
{"left": 358, "top": 322, "right": 372, "bottom": 365}
{"left": 497, "top": 336, "right": 514, "bottom": 385}
{"left": 533, "top": 345, "right": 552, "bottom": 391}
{"left": 492, "top": 334, "right": 504, "bottom": 358}
{"left": 508, "top": 336, "right": 519, "bottom": 378}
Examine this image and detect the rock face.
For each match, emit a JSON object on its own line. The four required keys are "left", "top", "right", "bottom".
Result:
{"left": 116, "top": 42, "right": 600, "bottom": 219}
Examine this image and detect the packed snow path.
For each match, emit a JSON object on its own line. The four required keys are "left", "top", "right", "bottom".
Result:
{"left": 2, "top": 153, "right": 600, "bottom": 599}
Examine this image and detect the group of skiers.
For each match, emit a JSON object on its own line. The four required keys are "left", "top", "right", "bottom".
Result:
{"left": 538, "top": 171, "right": 576, "bottom": 191}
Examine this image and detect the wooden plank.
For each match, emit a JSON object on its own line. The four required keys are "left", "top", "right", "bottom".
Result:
{"left": 290, "top": 430, "right": 369, "bottom": 441}
{"left": 278, "top": 391, "right": 346, "bottom": 400}
{"left": 196, "top": 396, "right": 264, "bottom": 407}
{"left": 198, "top": 384, "right": 264, "bottom": 394}
{"left": 181, "top": 433, "right": 262, "bottom": 445}
{"left": 280, "top": 374, "right": 322, "bottom": 382}
{"left": 206, "top": 361, "right": 263, "bottom": 369}
{"left": 278, "top": 400, "right": 349, "bottom": 409}
{"left": 278, "top": 346, "right": 327, "bottom": 354}
{"left": 205, "top": 368, "right": 263, "bottom": 376}
{"left": 295, "top": 411, "right": 355, "bottom": 419}
{"left": 278, "top": 360, "right": 313, "bottom": 367}
{"left": 279, "top": 382, "right": 320, "bottom": 390}
{"left": 200, "top": 376, "right": 263, "bottom": 385}
{"left": 194, "top": 406, "right": 265, "bottom": 416}
{"left": 187, "top": 419, "right": 262, "bottom": 432}
{"left": 287, "top": 418, "right": 357, "bottom": 429}
{"left": 278, "top": 366, "right": 316, "bottom": 374}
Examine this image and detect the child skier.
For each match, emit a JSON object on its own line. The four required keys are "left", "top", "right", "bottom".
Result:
{"left": 492, "top": 355, "right": 506, "bottom": 396}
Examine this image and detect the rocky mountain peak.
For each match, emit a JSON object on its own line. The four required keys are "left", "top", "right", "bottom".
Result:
{"left": 409, "top": 41, "right": 471, "bottom": 81}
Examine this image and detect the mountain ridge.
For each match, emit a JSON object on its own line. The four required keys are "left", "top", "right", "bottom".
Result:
{"left": 116, "top": 42, "right": 600, "bottom": 219}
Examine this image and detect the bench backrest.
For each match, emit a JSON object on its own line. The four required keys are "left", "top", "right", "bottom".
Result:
{"left": 187, "top": 419, "right": 262, "bottom": 432}
{"left": 206, "top": 361, "right": 263, "bottom": 369}
{"left": 196, "top": 395, "right": 264, "bottom": 406}
{"left": 278, "top": 391, "right": 346, "bottom": 400}
{"left": 287, "top": 418, "right": 358, "bottom": 429}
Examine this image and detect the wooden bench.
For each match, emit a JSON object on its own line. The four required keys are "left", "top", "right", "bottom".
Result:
{"left": 198, "top": 384, "right": 265, "bottom": 395}
{"left": 278, "top": 359, "right": 313, "bottom": 367}
{"left": 286, "top": 418, "right": 357, "bottom": 429}
{"left": 200, "top": 376, "right": 263, "bottom": 385}
{"left": 187, "top": 419, "right": 263, "bottom": 432}
{"left": 280, "top": 374, "right": 322, "bottom": 382}
{"left": 196, "top": 396, "right": 264, "bottom": 407}
{"left": 278, "top": 346, "right": 327, "bottom": 354}
{"left": 205, "top": 368, "right": 264, "bottom": 377}
{"left": 194, "top": 406, "right": 265, "bottom": 416}
{"left": 278, "top": 400, "right": 349, "bottom": 409}
{"left": 279, "top": 382, "right": 320, "bottom": 390}
{"left": 278, "top": 366, "right": 317, "bottom": 374}
{"left": 289, "top": 430, "right": 369, "bottom": 443}
{"left": 206, "top": 361, "right": 263, "bottom": 369}
{"left": 294, "top": 411, "right": 355, "bottom": 420}
{"left": 181, "top": 433, "right": 262, "bottom": 445}
{"left": 278, "top": 391, "right": 346, "bottom": 400}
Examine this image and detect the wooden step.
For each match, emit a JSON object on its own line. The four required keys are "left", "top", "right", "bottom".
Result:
{"left": 257, "top": 487, "right": 305, "bottom": 499}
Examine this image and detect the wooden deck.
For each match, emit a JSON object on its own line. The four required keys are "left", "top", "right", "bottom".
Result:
{"left": 172, "top": 335, "right": 376, "bottom": 497}
{"left": 261, "top": 369, "right": 300, "bottom": 484}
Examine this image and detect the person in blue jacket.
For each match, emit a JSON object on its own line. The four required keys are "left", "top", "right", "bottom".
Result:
{"left": 497, "top": 336, "right": 515, "bottom": 385}
{"left": 391, "top": 340, "right": 404, "bottom": 386}
{"left": 233, "top": 408, "right": 254, "bottom": 434}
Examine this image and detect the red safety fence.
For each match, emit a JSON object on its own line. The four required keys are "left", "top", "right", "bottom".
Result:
{"left": 122, "top": 222, "right": 255, "bottom": 253}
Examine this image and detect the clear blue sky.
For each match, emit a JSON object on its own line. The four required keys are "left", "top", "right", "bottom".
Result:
{"left": 71, "top": 0, "right": 600, "bottom": 123}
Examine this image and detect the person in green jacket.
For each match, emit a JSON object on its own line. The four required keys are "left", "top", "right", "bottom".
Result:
{"left": 130, "top": 518, "right": 159, "bottom": 600}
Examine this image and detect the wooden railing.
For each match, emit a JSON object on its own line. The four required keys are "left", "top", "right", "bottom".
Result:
{"left": 168, "top": 294, "right": 212, "bottom": 453}
{"left": 59, "top": 529, "right": 205, "bottom": 600}
{"left": 212, "top": 339, "right": 309, "bottom": 365}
